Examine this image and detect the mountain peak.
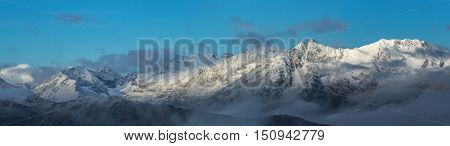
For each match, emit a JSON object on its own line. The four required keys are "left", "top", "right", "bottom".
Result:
{"left": 306, "top": 39, "right": 319, "bottom": 45}
{"left": 293, "top": 39, "right": 328, "bottom": 50}
{"left": 372, "top": 39, "right": 430, "bottom": 49}
{"left": 33, "top": 66, "right": 113, "bottom": 103}
{"left": 61, "top": 66, "right": 98, "bottom": 84}
{"left": 62, "top": 66, "right": 91, "bottom": 76}
{"left": 96, "top": 66, "right": 123, "bottom": 88}
{"left": 296, "top": 39, "right": 319, "bottom": 47}
{"left": 97, "top": 66, "right": 121, "bottom": 78}
{"left": 32, "top": 73, "right": 79, "bottom": 102}
{"left": 32, "top": 66, "right": 128, "bottom": 103}
{"left": 98, "top": 66, "right": 114, "bottom": 72}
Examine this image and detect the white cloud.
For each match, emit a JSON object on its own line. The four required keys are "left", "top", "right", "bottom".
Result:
{"left": 0, "top": 64, "right": 61, "bottom": 85}
{"left": 317, "top": 70, "right": 450, "bottom": 125}
{"left": 0, "top": 64, "right": 34, "bottom": 84}
{"left": 257, "top": 69, "right": 450, "bottom": 125}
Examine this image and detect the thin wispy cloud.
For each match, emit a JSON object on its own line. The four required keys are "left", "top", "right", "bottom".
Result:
{"left": 0, "top": 64, "right": 62, "bottom": 85}
{"left": 57, "top": 13, "right": 84, "bottom": 23}
{"left": 280, "top": 18, "right": 348, "bottom": 36}
{"left": 56, "top": 13, "right": 100, "bottom": 24}
{"left": 74, "top": 51, "right": 140, "bottom": 74}
{"left": 74, "top": 48, "right": 178, "bottom": 74}
{"left": 231, "top": 17, "right": 254, "bottom": 31}
{"left": 230, "top": 17, "right": 347, "bottom": 37}
{"left": 311, "top": 19, "right": 347, "bottom": 34}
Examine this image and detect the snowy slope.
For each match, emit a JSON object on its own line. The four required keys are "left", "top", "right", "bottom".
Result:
{"left": 122, "top": 46, "right": 282, "bottom": 102}
{"left": 32, "top": 73, "right": 79, "bottom": 103}
{"left": 32, "top": 66, "right": 124, "bottom": 103}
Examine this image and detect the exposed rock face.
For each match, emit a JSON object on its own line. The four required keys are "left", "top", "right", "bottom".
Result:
{"left": 94, "top": 66, "right": 124, "bottom": 88}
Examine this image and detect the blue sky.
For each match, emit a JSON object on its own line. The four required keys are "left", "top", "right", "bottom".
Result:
{"left": 1, "top": 0, "right": 449, "bottom": 67}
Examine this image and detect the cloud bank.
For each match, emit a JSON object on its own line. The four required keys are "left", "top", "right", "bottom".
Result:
{"left": 0, "top": 64, "right": 61, "bottom": 85}
{"left": 73, "top": 48, "right": 180, "bottom": 74}
{"left": 231, "top": 17, "right": 255, "bottom": 31}
{"left": 0, "top": 64, "right": 33, "bottom": 84}
{"left": 267, "top": 70, "right": 450, "bottom": 126}
{"left": 230, "top": 17, "right": 348, "bottom": 37}
{"left": 277, "top": 18, "right": 348, "bottom": 36}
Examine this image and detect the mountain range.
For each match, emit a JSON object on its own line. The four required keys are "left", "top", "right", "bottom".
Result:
{"left": 1, "top": 39, "right": 449, "bottom": 125}
{"left": 121, "top": 39, "right": 449, "bottom": 110}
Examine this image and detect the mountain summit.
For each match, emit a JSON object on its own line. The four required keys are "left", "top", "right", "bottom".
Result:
{"left": 94, "top": 66, "right": 124, "bottom": 88}
{"left": 32, "top": 66, "right": 123, "bottom": 103}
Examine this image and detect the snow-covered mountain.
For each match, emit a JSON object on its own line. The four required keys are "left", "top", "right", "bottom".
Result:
{"left": 93, "top": 66, "right": 124, "bottom": 88}
{"left": 30, "top": 39, "right": 449, "bottom": 109}
{"left": 2, "top": 38, "right": 450, "bottom": 125}
{"left": 32, "top": 66, "right": 123, "bottom": 103}
{"left": 122, "top": 39, "right": 450, "bottom": 110}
